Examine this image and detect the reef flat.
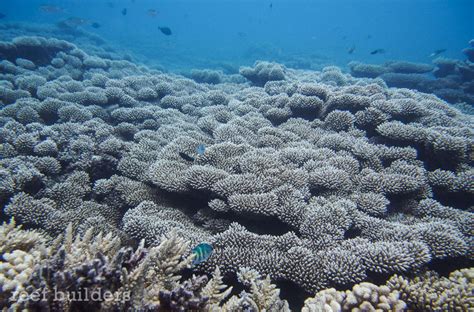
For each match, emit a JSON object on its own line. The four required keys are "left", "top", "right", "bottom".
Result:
{"left": 0, "top": 36, "right": 473, "bottom": 311}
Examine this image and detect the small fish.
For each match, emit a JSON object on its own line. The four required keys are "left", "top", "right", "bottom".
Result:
{"left": 196, "top": 144, "right": 206, "bottom": 155}
{"left": 158, "top": 26, "right": 172, "bottom": 36}
{"left": 191, "top": 243, "right": 213, "bottom": 266}
{"left": 121, "top": 8, "right": 127, "bottom": 16}
{"left": 429, "top": 49, "right": 446, "bottom": 58}
{"left": 0, "top": 13, "right": 6, "bottom": 19}
{"left": 269, "top": 3, "right": 273, "bottom": 9}
{"left": 148, "top": 9, "right": 158, "bottom": 17}
{"left": 91, "top": 22, "right": 101, "bottom": 28}
{"left": 370, "top": 49, "right": 385, "bottom": 55}
{"left": 59, "top": 17, "right": 89, "bottom": 28}
{"left": 348, "top": 45, "right": 356, "bottom": 54}
{"left": 179, "top": 152, "right": 194, "bottom": 162}
{"left": 39, "top": 5, "right": 64, "bottom": 13}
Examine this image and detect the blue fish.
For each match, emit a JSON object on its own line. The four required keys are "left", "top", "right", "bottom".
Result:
{"left": 196, "top": 144, "right": 206, "bottom": 155}
{"left": 191, "top": 243, "right": 213, "bottom": 266}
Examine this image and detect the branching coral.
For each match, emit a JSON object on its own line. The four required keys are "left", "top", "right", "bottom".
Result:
{"left": 0, "top": 219, "right": 295, "bottom": 311}
{"left": 387, "top": 268, "right": 474, "bottom": 311}
{"left": 0, "top": 35, "right": 472, "bottom": 307}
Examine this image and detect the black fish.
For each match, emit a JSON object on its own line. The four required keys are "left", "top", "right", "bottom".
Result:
{"left": 348, "top": 45, "right": 355, "bottom": 54}
{"left": 91, "top": 22, "right": 101, "bottom": 28}
{"left": 0, "top": 13, "right": 6, "bottom": 19}
{"left": 121, "top": 8, "right": 127, "bottom": 15}
{"left": 179, "top": 152, "right": 194, "bottom": 162}
{"left": 370, "top": 49, "right": 385, "bottom": 55}
{"left": 158, "top": 26, "right": 172, "bottom": 36}
{"left": 429, "top": 49, "right": 446, "bottom": 57}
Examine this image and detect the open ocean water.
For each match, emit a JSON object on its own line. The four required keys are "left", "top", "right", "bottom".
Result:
{"left": 1, "top": 0, "right": 473, "bottom": 70}
{"left": 0, "top": 0, "right": 473, "bottom": 311}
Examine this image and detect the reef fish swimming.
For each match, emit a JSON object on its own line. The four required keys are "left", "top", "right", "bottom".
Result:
{"left": 158, "top": 26, "right": 172, "bottom": 36}
{"left": 348, "top": 45, "right": 356, "bottom": 54}
{"left": 370, "top": 48, "right": 386, "bottom": 55}
{"left": 191, "top": 243, "right": 213, "bottom": 266}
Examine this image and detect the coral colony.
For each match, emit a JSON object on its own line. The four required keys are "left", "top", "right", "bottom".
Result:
{"left": 0, "top": 34, "right": 473, "bottom": 311}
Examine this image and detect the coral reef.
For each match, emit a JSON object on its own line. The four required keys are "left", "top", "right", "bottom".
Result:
{"left": 0, "top": 220, "right": 291, "bottom": 311}
{"left": 302, "top": 282, "right": 406, "bottom": 312}
{"left": 387, "top": 268, "right": 474, "bottom": 311}
{"left": 3, "top": 218, "right": 471, "bottom": 311}
{"left": 0, "top": 35, "right": 473, "bottom": 309}
{"left": 349, "top": 40, "right": 474, "bottom": 108}
{"left": 240, "top": 61, "right": 287, "bottom": 86}
{"left": 303, "top": 267, "right": 474, "bottom": 311}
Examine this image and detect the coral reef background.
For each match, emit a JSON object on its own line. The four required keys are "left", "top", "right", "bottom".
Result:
{"left": 0, "top": 1, "right": 473, "bottom": 310}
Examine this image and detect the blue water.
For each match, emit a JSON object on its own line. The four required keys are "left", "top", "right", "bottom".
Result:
{"left": 0, "top": 0, "right": 473, "bottom": 71}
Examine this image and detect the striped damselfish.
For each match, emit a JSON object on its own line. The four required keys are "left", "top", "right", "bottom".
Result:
{"left": 191, "top": 243, "right": 213, "bottom": 266}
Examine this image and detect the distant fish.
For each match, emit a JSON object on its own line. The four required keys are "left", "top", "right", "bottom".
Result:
{"left": 91, "top": 22, "right": 101, "bottom": 29}
{"left": 191, "top": 243, "right": 213, "bottom": 266}
{"left": 370, "top": 49, "right": 385, "bottom": 55}
{"left": 348, "top": 45, "right": 356, "bottom": 54}
{"left": 429, "top": 49, "right": 447, "bottom": 58}
{"left": 148, "top": 9, "right": 159, "bottom": 17}
{"left": 121, "top": 8, "right": 127, "bottom": 16}
{"left": 158, "top": 26, "right": 172, "bottom": 36}
{"left": 58, "top": 17, "right": 89, "bottom": 28}
{"left": 196, "top": 144, "right": 206, "bottom": 155}
{"left": 0, "top": 13, "right": 6, "bottom": 19}
{"left": 269, "top": 3, "right": 273, "bottom": 9}
{"left": 367, "top": 34, "right": 372, "bottom": 39}
{"left": 179, "top": 152, "right": 194, "bottom": 162}
{"left": 39, "top": 5, "right": 64, "bottom": 13}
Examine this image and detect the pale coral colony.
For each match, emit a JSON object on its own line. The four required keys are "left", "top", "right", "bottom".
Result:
{"left": 0, "top": 35, "right": 473, "bottom": 311}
